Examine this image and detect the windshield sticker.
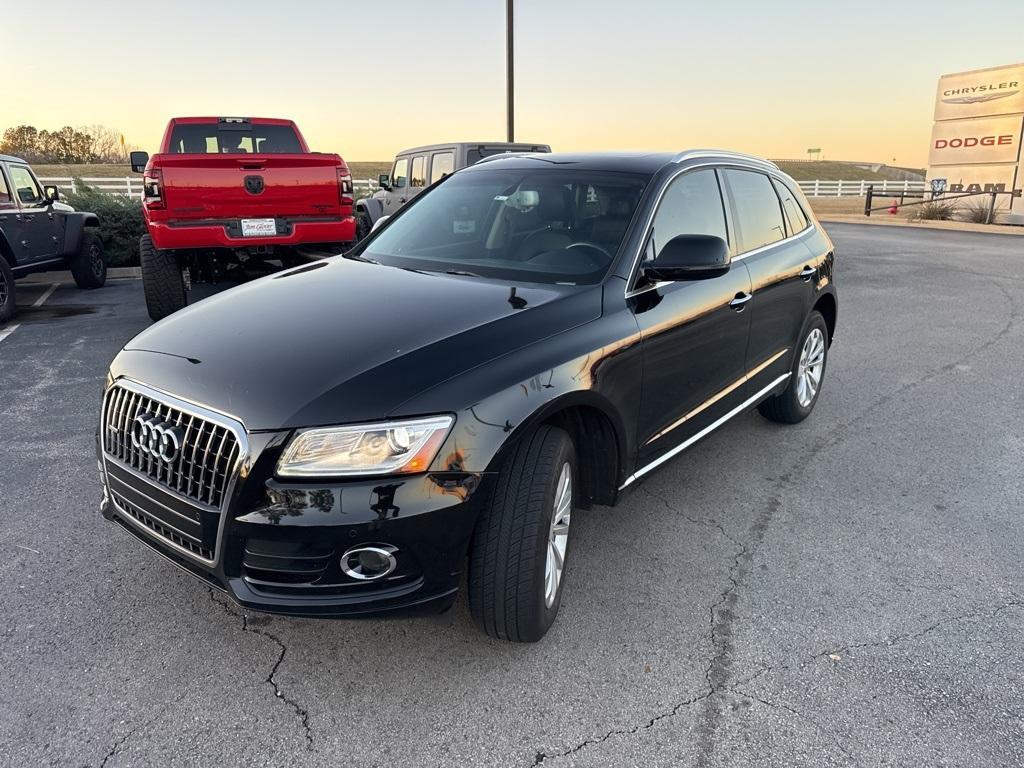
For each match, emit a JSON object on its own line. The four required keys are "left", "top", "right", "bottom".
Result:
{"left": 453, "top": 220, "right": 476, "bottom": 234}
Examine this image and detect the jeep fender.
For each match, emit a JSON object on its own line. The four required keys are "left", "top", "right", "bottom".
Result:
{"left": 355, "top": 197, "right": 383, "bottom": 225}
{"left": 0, "top": 228, "right": 16, "bottom": 267}
{"left": 61, "top": 212, "right": 101, "bottom": 256}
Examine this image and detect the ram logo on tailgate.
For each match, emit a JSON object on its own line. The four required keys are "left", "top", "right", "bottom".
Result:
{"left": 244, "top": 175, "right": 265, "bottom": 195}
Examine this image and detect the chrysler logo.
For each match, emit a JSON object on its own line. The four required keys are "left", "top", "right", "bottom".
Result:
{"left": 132, "top": 413, "right": 184, "bottom": 463}
{"left": 942, "top": 90, "right": 1019, "bottom": 105}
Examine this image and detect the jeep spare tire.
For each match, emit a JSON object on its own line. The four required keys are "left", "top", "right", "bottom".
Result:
{"left": 140, "top": 234, "right": 187, "bottom": 322}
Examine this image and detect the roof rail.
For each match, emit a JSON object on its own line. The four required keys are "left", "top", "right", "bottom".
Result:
{"left": 671, "top": 149, "right": 779, "bottom": 170}
{"left": 472, "top": 152, "right": 543, "bottom": 166}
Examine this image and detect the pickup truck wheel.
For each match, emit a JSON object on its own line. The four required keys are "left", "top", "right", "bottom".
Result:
{"left": 70, "top": 232, "right": 107, "bottom": 289}
{"left": 0, "top": 256, "right": 15, "bottom": 322}
{"left": 140, "top": 235, "right": 187, "bottom": 322}
{"left": 468, "top": 424, "right": 576, "bottom": 642}
{"left": 758, "top": 311, "right": 829, "bottom": 424}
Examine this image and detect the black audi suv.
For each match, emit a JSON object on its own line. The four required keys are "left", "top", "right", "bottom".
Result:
{"left": 98, "top": 149, "right": 837, "bottom": 642}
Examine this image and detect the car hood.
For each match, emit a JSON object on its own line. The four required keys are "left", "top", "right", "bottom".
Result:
{"left": 114, "top": 258, "right": 602, "bottom": 430}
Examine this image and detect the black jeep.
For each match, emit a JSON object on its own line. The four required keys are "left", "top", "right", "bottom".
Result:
{"left": 0, "top": 154, "right": 107, "bottom": 321}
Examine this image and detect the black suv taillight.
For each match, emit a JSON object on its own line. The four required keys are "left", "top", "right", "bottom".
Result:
{"left": 143, "top": 169, "right": 164, "bottom": 209}
{"left": 337, "top": 169, "right": 353, "bottom": 206}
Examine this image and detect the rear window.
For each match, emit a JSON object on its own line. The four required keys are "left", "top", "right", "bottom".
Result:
{"left": 721, "top": 170, "right": 787, "bottom": 253}
{"left": 168, "top": 123, "right": 303, "bottom": 154}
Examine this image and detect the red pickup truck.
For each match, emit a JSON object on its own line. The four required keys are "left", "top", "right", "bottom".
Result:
{"left": 130, "top": 117, "right": 355, "bottom": 320}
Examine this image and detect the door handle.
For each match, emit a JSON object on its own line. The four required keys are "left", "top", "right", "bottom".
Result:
{"left": 799, "top": 265, "right": 816, "bottom": 281}
{"left": 729, "top": 292, "right": 753, "bottom": 311}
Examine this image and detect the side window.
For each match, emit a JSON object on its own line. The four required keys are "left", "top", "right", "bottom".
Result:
{"left": 429, "top": 151, "right": 454, "bottom": 184}
{"left": 771, "top": 177, "right": 809, "bottom": 235}
{"left": 9, "top": 165, "right": 43, "bottom": 207}
{"left": 410, "top": 155, "right": 427, "bottom": 188}
{"left": 392, "top": 157, "right": 409, "bottom": 189}
{"left": 721, "top": 170, "right": 786, "bottom": 252}
{"left": 648, "top": 169, "right": 728, "bottom": 260}
{"left": 0, "top": 169, "right": 14, "bottom": 209}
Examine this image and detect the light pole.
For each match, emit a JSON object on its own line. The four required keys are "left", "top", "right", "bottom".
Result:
{"left": 506, "top": 0, "right": 514, "bottom": 142}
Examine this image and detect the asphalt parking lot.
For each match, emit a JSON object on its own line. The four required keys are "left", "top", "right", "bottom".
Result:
{"left": 1, "top": 223, "right": 1022, "bottom": 767}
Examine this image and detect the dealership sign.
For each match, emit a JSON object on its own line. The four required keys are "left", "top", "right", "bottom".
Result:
{"left": 928, "top": 115, "right": 1023, "bottom": 165}
{"left": 928, "top": 63, "right": 1024, "bottom": 219}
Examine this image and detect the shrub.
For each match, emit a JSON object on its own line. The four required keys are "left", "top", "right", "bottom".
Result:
{"left": 63, "top": 180, "right": 143, "bottom": 266}
{"left": 912, "top": 199, "right": 956, "bottom": 221}
{"left": 961, "top": 198, "right": 997, "bottom": 224}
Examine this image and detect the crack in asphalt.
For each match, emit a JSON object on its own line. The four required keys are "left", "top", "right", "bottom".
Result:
{"left": 531, "top": 689, "right": 715, "bottom": 766}
{"left": 207, "top": 589, "right": 314, "bottom": 751}
{"left": 98, "top": 690, "right": 191, "bottom": 768}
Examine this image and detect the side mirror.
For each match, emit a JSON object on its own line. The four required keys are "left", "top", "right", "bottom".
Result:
{"left": 377, "top": 174, "right": 391, "bottom": 191}
{"left": 43, "top": 185, "right": 60, "bottom": 202}
{"left": 370, "top": 215, "right": 390, "bottom": 233}
{"left": 643, "top": 234, "right": 731, "bottom": 281}
{"left": 129, "top": 151, "right": 150, "bottom": 174}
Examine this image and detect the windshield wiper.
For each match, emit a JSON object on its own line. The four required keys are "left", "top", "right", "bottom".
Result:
{"left": 443, "top": 269, "right": 484, "bottom": 278}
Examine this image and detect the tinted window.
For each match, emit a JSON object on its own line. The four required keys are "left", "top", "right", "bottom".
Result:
{"left": 430, "top": 152, "right": 454, "bottom": 184}
{"left": 358, "top": 169, "right": 646, "bottom": 285}
{"left": 392, "top": 158, "right": 408, "bottom": 189}
{"left": 168, "top": 123, "right": 303, "bottom": 154}
{"left": 0, "top": 169, "right": 13, "bottom": 209}
{"left": 772, "top": 177, "right": 809, "bottom": 235}
{"left": 649, "top": 169, "right": 728, "bottom": 258}
{"left": 8, "top": 165, "right": 43, "bottom": 206}
{"left": 722, "top": 170, "right": 786, "bottom": 252}
{"left": 410, "top": 156, "right": 427, "bottom": 187}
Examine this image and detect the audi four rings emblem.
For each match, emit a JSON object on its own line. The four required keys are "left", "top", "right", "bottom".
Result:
{"left": 131, "top": 412, "right": 184, "bottom": 463}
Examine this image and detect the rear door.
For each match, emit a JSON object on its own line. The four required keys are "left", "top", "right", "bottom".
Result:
{"left": 8, "top": 164, "right": 61, "bottom": 261}
{"left": 429, "top": 150, "right": 455, "bottom": 184}
{"left": 721, "top": 169, "right": 818, "bottom": 394}
{"left": 630, "top": 168, "right": 753, "bottom": 469}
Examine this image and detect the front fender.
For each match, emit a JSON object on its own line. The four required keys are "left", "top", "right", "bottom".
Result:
{"left": 355, "top": 197, "right": 383, "bottom": 224}
{"left": 60, "top": 212, "right": 100, "bottom": 256}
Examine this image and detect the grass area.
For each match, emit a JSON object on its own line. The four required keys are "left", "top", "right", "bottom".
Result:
{"left": 806, "top": 197, "right": 868, "bottom": 216}
{"left": 33, "top": 161, "right": 392, "bottom": 180}
{"left": 775, "top": 161, "right": 889, "bottom": 181}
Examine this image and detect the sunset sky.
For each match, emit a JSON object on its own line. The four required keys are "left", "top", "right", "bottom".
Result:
{"left": 6, "top": 0, "right": 1023, "bottom": 166}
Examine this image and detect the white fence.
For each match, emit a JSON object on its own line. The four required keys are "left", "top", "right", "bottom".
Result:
{"left": 37, "top": 177, "right": 382, "bottom": 198}
{"left": 797, "top": 179, "right": 926, "bottom": 198}
{"left": 38, "top": 176, "right": 925, "bottom": 200}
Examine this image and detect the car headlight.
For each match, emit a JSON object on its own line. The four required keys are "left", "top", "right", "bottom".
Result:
{"left": 276, "top": 415, "right": 454, "bottom": 478}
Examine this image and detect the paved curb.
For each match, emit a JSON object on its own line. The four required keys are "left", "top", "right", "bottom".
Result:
{"left": 820, "top": 215, "right": 1024, "bottom": 236}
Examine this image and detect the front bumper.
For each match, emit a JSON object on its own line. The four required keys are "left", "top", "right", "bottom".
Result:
{"left": 147, "top": 216, "right": 356, "bottom": 251}
{"left": 98, "top": 429, "right": 489, "bottom": 618}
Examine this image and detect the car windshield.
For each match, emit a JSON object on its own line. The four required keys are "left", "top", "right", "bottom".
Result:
{"left": 356, "top": 169, "right": 647, "bottom": 285}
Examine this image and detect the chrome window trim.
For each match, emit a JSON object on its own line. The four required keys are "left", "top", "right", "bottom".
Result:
{"left": 619, "top": 373, "right": 790, "bottom": 489}
{"left": 623, "top": 161, "right": 816, "bottom": 299}
{"left": 100, "top": 377, "right": 250, "bottom": 568}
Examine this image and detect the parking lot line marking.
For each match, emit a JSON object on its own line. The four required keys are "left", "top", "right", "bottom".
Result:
{"left": 33, "top": 282, "right": 60, "bottom": 308}
{"left": 0, "top": 324, "right": 20, "bottom": 344}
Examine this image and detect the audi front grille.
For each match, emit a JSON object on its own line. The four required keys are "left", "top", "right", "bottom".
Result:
{"left": 101, "top": 379, "right": 247, "bottom": 563}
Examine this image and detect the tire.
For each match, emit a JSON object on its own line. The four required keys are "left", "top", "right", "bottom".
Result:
{"left": 758, "top": 311, "right": 829, "bottom": 424}
{"left": 140, "top": 234, "right": 187, "bottom": 322}
{"left": 70, "top": 231, "right": 107, "bottom": 289}
{"left": 469, "top": 425, "right": 576, "bottom": 642}
{"left": 355, "top": 210, "right": 372, "bottom": 241}
{"left": 0, "top": 255, "right": 15, "bottom": 322}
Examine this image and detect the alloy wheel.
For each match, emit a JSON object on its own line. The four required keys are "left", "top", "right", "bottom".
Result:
{"left": 90, "top": 243, "right": 104, "bottom": 279}
{"left": 544, "top": 462, "right": 572, "bottom": 608}
{"left": 796, "top": 328, "right": 826, "bottom": 407}
{"left": 0, "top": 270, "right": 8, "bottom": 310}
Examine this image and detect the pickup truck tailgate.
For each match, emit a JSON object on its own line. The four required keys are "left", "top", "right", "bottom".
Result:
{"left": 154, "top": 153, "right": 343, "bottom": 219}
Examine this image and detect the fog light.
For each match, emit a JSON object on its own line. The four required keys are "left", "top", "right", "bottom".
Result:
{"left": 341, "top": 545, "right": 397, "bottom": 581}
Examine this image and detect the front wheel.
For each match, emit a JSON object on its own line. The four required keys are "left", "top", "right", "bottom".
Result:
{"left": 468, "top": 425, "right": 576, "bottom": 642}
{"left": 70, "top": 231, "right": 107, "bottom": 289}
{"left": 140, "top": 234, "right": 187, "bottom": 322}
{"left": 758, "top": 311, "right": 829, "bottom": 423}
